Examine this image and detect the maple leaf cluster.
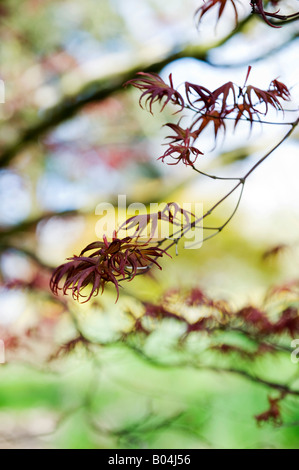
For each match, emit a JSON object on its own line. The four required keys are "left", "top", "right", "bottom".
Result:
{"left": 255, "top": 394, "right": 285, "bottom": 426}
{"left": 50, "top": 234, "right": 168, "bottom": 302}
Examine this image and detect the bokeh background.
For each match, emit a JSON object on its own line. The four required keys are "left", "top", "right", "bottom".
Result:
{"left": 0, "top": 0, "right": 299, "bottom": 449}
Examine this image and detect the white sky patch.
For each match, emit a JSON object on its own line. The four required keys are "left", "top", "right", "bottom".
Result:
{"left": 0, "top": 171, "right": 31, "bottom": 226}
{"left": 1, "top": 252, "right": 34, "bottom": 283}
{"left": 36, "top": 216, "right": 86, "bottom": 264}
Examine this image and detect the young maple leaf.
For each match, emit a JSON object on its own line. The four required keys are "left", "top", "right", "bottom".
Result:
{"left": 144, "top": 302, "right": 183, "bottom": 322}
{"left": 236, "top": 67, "right": 290, "bottom": 122}
{"left": 262, "top": 243, "right": 288, "bottom": 261}
{"left": 268, "top": 79, "right": 291, "bottom": 100}
{"left": 159, "top": 143, "right": 203, "bottom": 166}
{"left": 159, "top": 117, "right": 204, "bottom": 166}
{"left": 124, "top": 72, "right": 185, "bottom": 114}
{"left": 234, "top": 102, "right": 259, "bottom": 128}
{"left": 159, "top": 202, "right": 195, "bottom": 227}
{"left": 244, "top": 85, "right": 284, "bottom": 114}
{"left": 164, "top": 122, "right": 200, "bottom": 145}
{"left": 119, "top": 202, "right": 195, "bottom": 240}
{"left": 237, "top": 306, "right": 272, "bottom": 334}
{"left": 212, "top": 81, "right": 237, "bottom": 114}
{"left": 271, "top": 307, "right": 299, "bottom": 338}
{"left": 119, "top": 214, "right": 155, "bottom": 239}
{"left": 195, "top": 0, "right": 239, "bottom": 25}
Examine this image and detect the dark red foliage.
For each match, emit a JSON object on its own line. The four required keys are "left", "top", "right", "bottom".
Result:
{"left": 50, "top": 235, "right": 168, "bottom": 302}
{"left": 124, "top": 72, "right": 185, "bottom": 114}
{"left": 119, "top": 213, "right": 156, "bottom": 239}
{"left": 270, "top": 280, "right": 299, "bottom": 296}
{"left": 193, "top": 110, "right": 228, "bottom": 139}
{"left": 185, "top": 82, "right": 216, "bottom": 111}
{"left": 159, "top": 143, "right": 203, "bottom": 166}
{"left": 195, "top": 0, "right": 290, "bottom": 28}
{"left": 0, "top": 326, "right": 43, "bottom": 354}
{"left": 160, "top": 123, "right": 203, "bottom": 165}
{"left": 126, "top": 69, "right": 290, "bottom": 169}
{"left": 186, "top": 288, "right": 230, "bottom": 316}
{"left": 256, "top": 343, "right": 277, "bottom": 356}
{"left": 234, "top": 103, "right": 257, "bottom": 128}
{"left": 143, "top": 298, "right": 216, "bottom": 334}
{"left": 237, "top": 306, "right": 272, "bottom": 333}
{"left": 0, "top": 5, "right": 10, "bottom": 17}
{"left": 233, "top": 67, "right": 290, "bottom": 124}
{"left": 211, "top": 342, "right": 276, "bottom": 359}
{"left": 255, "top": 395, "right": 283, "bottom": 425}
{"left": 131, "top": 316, "right": 151, "bottom": 335}
{"left": 159, "top": 202, "right": 196, "bottom": 226}
{"left": 272, "top": 307, "right": 299, "bottom": 338}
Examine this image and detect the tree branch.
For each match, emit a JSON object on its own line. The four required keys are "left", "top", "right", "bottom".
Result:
{"left": 0, "top": 210, "right": 78, "bottom": 239}
{"left": 0, "top": 16, "right": 253, "bottom": 168}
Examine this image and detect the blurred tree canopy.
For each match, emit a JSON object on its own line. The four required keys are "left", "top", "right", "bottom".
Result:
{"left": 0, "top": 0, "right": 299, "bottom": 449}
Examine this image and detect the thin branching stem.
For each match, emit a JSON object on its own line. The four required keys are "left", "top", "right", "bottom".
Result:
{"left": 157, "top": 117, "right": 298, "bottom": 252}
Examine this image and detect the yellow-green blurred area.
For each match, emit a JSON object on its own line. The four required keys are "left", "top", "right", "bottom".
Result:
{"left": 0, "top": 0, "right": 299, "bottom": 449}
